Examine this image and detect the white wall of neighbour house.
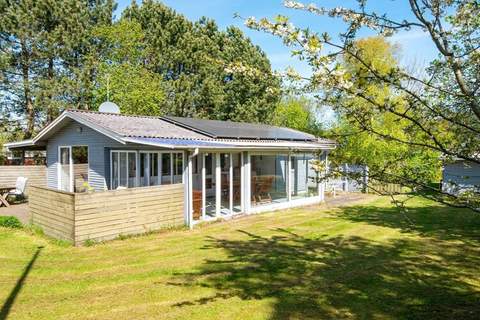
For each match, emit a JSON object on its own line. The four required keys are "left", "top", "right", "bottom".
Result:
{"left": 442, "top": 160, "right": 480, "bottom": 194}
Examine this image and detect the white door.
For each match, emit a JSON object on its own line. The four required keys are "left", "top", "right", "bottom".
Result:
{"left": 59, "top": 147, "right": 72, "bottom": 192}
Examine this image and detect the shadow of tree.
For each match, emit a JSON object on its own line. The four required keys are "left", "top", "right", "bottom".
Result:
{"left": 0, "top": 246, "right": 43, "bottom": 320}
{"left": 172, "top": 205, "right": 480, "bottom": 319}
{"left": 337, "top": 203, "right": 480, "bottom": 245}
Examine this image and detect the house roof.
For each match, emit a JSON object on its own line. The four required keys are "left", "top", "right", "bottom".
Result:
{"left": 162, "top": 116, "right": 317, "bottom": 141}
{"left": 6, "top": 109, "right": 336, "bottom": 151}
{"left": 69, "top": 110, "right": 210, "bottom": 140}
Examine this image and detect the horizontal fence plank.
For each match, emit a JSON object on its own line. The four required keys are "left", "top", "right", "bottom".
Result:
{"left": 74, "top": 184, "right": 184, "bottom": 245}
{"left": 29, "top": 186, "right": 75, "bottom": 242}
{"left": 28, "top": 184, "right": 184, "bottom": 246}
{"left": 0, "top": 165, "right": 46, "bottom": 188}
{"left": 75, "top": 222, "right": 181, "bottom": 242}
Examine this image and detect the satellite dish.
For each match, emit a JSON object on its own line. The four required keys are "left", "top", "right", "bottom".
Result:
{"left": 99, "top": 101, "right": 120, "bottom": 114}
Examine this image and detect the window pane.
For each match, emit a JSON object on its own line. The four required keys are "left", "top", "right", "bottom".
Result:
{"left": 251, "top": 155, "right": 287, "bottom": 207}
{"left": 140, "top": 153, "right": 148, "bottom": 186}
{"left": 173, "top": 153, "right": 183, "bottom": 183}
{"left": 128, "top": 152, "right": 137, "bottom": 187}
{"left": 291, "top": 153, "right": 319, "bottom": 198}
{"left": 60, "top": 147, "right": 71, "bottom": 191}
{"left": 119, "top": 152, "right": 127, "bottom": 187}
{"left": 232, "top": 153, "right": 241, "bottom": 212}
{"left": 161, "top": 153, "right": 171, "bottom": 184}
{"left": 220, "top": 153, "right": 230, "bottom": 214}
{"left": 306, "top": 154, "right": 319, "bottom": 196}
{"left": 72, "top": 146, "right": 89, "bottom": 192}
{"left": 150, "top": 153, "right": 159, "bottom": 185}
{"left": 112, "top": 152, "right": 119, "bottom": 189}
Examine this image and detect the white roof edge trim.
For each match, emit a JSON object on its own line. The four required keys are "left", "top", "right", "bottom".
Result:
{"left": 124, "top": 138, "right": 336, "bottom": 150}
{"left": 33, "top": 111, "right": 126, "bottom": 145}
{"left": 4, "top": 139, "right": 35, "bottom": 149}
{"left": 123, "top": 137, "right": 176, "bottom": 149}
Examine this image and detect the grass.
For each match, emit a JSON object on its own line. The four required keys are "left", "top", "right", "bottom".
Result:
{"left": 0, "top": 195, "right": 479, "bottom": 320}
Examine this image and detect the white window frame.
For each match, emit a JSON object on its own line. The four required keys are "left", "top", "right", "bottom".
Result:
{"left": 110, "top": 150, "right": 185, "bottom": 190}
{"left": 248, "top": 152, "right": 290, "bottom": 209}
{"left": 58, "top": 146, "right": 73, "bottom": 192}
{"left": 110, "top": 150, "right": 138, "bottom": 190}
{"left": 58, "top": 145, "right": 90, "bottom": 193}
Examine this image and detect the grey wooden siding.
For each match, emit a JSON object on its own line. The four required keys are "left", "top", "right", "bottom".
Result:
{"left": 47, "top": 119, "right": 123, "bottom": 191}
{"left": 442, "top": 160, "right": 480, "bottom": 194}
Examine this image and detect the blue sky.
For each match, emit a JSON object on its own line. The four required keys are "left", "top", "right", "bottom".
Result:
{"left": 116, "top": 0, "right": 438, "bottom": 76}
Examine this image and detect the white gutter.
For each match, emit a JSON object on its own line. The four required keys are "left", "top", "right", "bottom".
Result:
{"left": 4, "top": 139, "right": 35, "bottom": 149}
{"left": 124, "top": 138, "right": 336, "bottom": 151}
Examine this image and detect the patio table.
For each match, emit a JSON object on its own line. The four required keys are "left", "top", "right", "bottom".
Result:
{"left": 0, "top": 186, "right": 14, "bottom": 207}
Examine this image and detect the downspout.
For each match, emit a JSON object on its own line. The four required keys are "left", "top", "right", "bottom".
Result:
{"left": 187, "top": 148, "right": 199, "bottom": 229}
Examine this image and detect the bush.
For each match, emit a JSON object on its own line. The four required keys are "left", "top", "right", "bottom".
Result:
{"left": 0, "top": 216, "right": 23, "bottom": 228}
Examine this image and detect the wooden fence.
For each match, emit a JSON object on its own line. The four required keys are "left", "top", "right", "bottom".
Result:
{"left": 0, "top": 165, "right": 46, "bottom": 189}
{"left": 29, "top": 186, "right": 75, "bottom": 241}
{"left": 29, "top": 184, "right": 185, "bottom": 246}
{"left": 367, "top": 181, "right": 403, "bottom": 194}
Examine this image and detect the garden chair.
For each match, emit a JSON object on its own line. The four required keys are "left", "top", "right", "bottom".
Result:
{"left": 6, "top": 177, "right": 29, "bottom": 202}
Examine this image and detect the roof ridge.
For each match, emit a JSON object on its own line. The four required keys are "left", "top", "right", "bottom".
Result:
{"left": 66, "top": 109, "right": 165, "bottom": 120}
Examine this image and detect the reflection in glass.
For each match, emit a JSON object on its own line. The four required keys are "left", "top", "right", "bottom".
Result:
{"left": 291, "top": 153, "right": 319, "bottom": 199}
{"left": 250, "top": 155, "right": 287, "bottom": 207}
{"left": 72, "top": 146, "right": 88, "bottom": 192}
{"left": 59, "top": 147, "right": 71, "bottom": 191}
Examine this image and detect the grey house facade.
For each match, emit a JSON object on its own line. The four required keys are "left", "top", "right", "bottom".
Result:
{"left": 7, "top": 109, "right": 335, "bottom": 226}
{"left": 442, "top": 159, "right": 480, "bottom": 195}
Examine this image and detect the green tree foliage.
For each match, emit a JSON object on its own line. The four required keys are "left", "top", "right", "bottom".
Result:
{"left": 331, "top": 37, "right": 441, "bottom": 185}
{"left": 123, "top": 0, "right": 280, "bottom": 122}
{"left": 0, "top": 0, "right": 115, "bottom": 138}
{"left": 0, "top": 0, "right": 281, "bottom": 139}
{"left": 246, "top": 0, "right": 480, "bottom": 211}
{"left": 272, "top": 96, "right": 322, "bottom": 134}
{"left": 91, "top": 20, "right": 165, "bottom": 115}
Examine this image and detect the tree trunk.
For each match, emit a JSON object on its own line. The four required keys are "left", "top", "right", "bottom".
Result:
{"left": 21, "top": 39, "right": 35, "bottom": 139}
{"left": 47, "top": 56, "right": 55, "bottom": 122}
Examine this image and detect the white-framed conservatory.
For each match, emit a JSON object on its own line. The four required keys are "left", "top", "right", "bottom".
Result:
{"left": 185, "top": 149, "right": 328, "bottom": 226}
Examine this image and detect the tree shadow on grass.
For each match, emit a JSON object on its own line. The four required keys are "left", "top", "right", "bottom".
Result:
{"left": 0, "top": 246, "right": 43, "bottom": 320}
{"left": 171, "top": 205, "right": 480, "bottom": 319}
{"left": 337, "top": 202, "right": 480, "bottom": 245}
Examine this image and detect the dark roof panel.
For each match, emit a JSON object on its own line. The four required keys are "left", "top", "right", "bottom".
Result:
{"left": 162, "top": 116, "right": 316, "bottom": 141}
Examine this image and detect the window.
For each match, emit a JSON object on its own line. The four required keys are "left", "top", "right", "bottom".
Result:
{"left": 111, "top": 151, "right": 183, "bottom": 189}
{"left": 291, "top": 153, "right": 319, "bottom": 199}
{"left": 111, "top": 151, "right": 137, "bottom": 189}
{"left": 59, "top": 147, "right": 71, "bottom": 192}
{"left": 173, "top": 152, "right": 183, "bottom": 183}
{"left": 149, "top": 153, "right": 159, "bottom": 185}
{"left": 128, "top": 152, "right": 136, "bottom": 187}
{"left": 72, "top": 146, "right": 89, "bottom": 192}
{"left": 250, "top": 154, "right": 288, "bottom": 206}
{"left": 161, "top": 153, "right": 171, "bottom": 184}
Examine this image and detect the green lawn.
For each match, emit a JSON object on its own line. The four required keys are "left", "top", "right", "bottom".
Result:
{"left": 1, "top": 196, "right": 479, "bottom": 320}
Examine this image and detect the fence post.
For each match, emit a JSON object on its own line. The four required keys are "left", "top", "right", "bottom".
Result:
{"left": 363, "top": 166, "right": 369, "bottom": 193}
{"left": 344, "top": 163, "right": 349, "bottom": 192}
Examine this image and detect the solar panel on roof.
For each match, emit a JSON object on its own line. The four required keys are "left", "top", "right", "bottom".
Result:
{"left": 162, "top": 116, "right": 316, "bottom": 141}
